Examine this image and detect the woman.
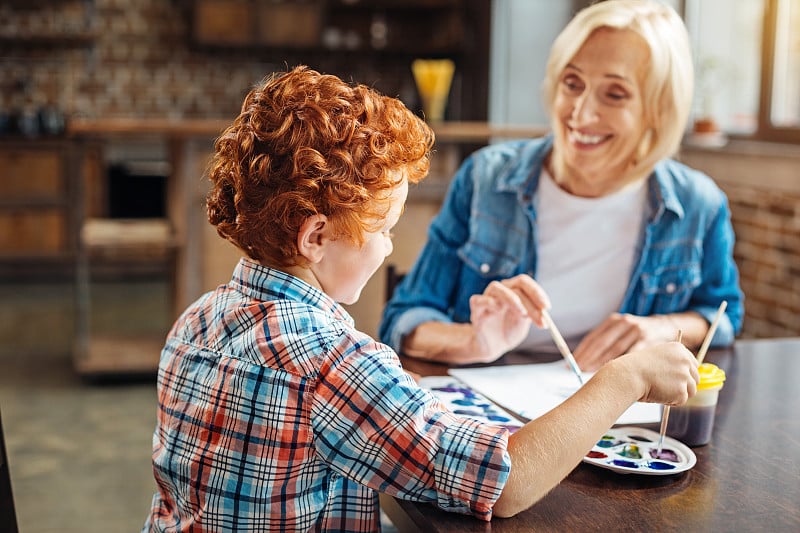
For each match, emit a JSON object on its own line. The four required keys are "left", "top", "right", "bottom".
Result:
{"left": 379, "top": 0, "right": 743, "bottom": 371}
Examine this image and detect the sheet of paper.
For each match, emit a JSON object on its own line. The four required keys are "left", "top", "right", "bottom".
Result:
{"left": 449, "top": 361, "right": 661, "bottom": 425}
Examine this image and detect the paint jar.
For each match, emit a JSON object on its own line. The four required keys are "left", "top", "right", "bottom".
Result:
{"left": 666, "top": 363, "right": 726, "bottom": 446}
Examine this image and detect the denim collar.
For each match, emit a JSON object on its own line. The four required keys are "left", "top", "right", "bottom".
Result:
{"left": 494, "top": 134, "right": 685, "bottom": 223}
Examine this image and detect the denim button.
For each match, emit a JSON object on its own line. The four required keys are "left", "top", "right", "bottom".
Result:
{"left": 480, "top": 263, "right": 490, "bottom": 274}
{"left": 665, "top": 282, "right": 676, "bottom": 293}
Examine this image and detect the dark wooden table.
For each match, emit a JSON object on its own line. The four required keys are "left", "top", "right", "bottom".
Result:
{"left": 382, "top": 337, "right": 800, "bottom": 532}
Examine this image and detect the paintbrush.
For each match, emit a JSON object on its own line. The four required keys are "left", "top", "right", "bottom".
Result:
{"left": 696, "top": 300, "right": 728, "bottom": 364}
{"left": 657, "top": 330, "right": 683, "bottom": 454}
{"left": 656, "top": 302, "right": 727, "bottom": 453}
{"left": 541, "top": 309, "right": 584, "bottom": 385}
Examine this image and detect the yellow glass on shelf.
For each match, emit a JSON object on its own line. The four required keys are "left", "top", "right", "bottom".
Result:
{"left": 411, "top": 59, "right": 455, "bottom": 123}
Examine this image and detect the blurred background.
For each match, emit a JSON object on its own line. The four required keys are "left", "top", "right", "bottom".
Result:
{"left": 0, "top": 0, "right": 798, "bottom": 531}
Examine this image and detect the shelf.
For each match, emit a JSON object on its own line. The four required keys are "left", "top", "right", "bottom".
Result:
{"left": 192, "top": 0, "right": 467, "bottom": 52}
{"left": 0, "top": 33, "right": 96, "bottom": 46}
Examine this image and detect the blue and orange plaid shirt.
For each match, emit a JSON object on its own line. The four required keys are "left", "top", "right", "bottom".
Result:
{"left": 144, "top": 258, "right": 510, "bottom": 532}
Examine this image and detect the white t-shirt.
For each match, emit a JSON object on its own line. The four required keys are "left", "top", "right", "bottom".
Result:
{"left": 519, "top": 170, "right": 648, "bottom": 353}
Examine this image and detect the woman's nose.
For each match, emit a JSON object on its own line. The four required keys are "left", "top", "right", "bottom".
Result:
{"left": 571, "top": 92, "right": 599, "bottom": 123}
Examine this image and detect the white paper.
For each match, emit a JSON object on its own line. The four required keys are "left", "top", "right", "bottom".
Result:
{"left": 448, "top": 361, "right": 661, "bottom": 425}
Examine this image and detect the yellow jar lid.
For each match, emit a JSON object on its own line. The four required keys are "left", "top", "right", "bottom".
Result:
{"left": 698, "top": 362, "right": 726, "bottom": 390}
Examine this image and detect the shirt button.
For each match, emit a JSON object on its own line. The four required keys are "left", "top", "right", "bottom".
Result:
{"left": 480, "top": 263, "right": 490, "bottom": 274}
{"left": 665, "top": 282, "right": 676, "bottom": 293}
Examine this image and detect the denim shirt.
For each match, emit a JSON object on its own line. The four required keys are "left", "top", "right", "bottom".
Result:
{"left": 380, "top": 136, "right": 744, "bottom": 353}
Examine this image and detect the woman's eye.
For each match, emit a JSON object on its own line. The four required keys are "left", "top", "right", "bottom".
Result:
{"left": 561, "top": 75, "right": 583, "bottom": 92}
{"left": 607, "top": 91, "right": 627, "bottom": 101}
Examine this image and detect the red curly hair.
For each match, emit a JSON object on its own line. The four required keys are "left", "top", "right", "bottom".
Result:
{"left": 207, "top": 65, "right": 434, "bottom": 267}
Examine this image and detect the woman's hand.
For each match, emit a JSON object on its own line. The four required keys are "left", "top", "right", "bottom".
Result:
{"left": 468, "top": 275, "right": 550, "bottom": 362}
{"left": 572, "top": 313, "right": 677, "bottom": 371}
{"left": 401, "top": 275, "right": 551, "bottom": 365}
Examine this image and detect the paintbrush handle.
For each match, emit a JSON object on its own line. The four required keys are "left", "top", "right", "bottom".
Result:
{"left": 657, "top": 405, "right": 671, "bottom": 453}
{"left": 658, "top": 330, "right": 683, "bottom": 452}
{"left": 696, "top": 301, "right": 728, "bottom": 364}
{"left": 542, "top": 309, "right": 584, "bottom": 385}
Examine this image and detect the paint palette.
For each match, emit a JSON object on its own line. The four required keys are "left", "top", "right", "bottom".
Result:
{"left": 582, "top": 426, "right": 696, "bottom": 475}
{"left": 418, "top": 376, "right": 524, "bottom": 433}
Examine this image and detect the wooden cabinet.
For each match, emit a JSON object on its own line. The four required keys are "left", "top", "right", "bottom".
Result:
{"left": 191, "top": 0, "right": 491, "bottom": 123}
{"left": 0, "top": 141, "right": 82, "bottom": 279}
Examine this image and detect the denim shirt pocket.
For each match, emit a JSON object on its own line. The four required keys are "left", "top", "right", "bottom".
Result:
{"left": 637, "top": 263, "right": 702, "bottom": 315}
{"left": 458, "top": 240, "right": 519, "bottom": 279}
{"left": 452, "top": 241, "right": 520, "bottom": 322}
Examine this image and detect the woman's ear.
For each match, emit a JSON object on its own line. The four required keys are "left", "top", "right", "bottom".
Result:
{"left": 296, "top": 214, "right": 329, "bottom": 264}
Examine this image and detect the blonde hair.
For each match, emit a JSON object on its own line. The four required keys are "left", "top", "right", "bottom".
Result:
{"left": 542, "top": 0, "right": 694, "bottom": 179}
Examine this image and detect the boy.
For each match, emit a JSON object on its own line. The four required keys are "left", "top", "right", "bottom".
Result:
{"left": 144, "top": 66, "right": 699, "bottom": 532}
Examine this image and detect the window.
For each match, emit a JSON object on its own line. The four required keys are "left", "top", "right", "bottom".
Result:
{"left": 761, "top": 0, "right": 800, "bottom": 141}
{"left": 684, "top": 0, "right": 800, "bottom": 143}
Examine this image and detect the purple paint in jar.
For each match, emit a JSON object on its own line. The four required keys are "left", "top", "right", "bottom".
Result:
{"left": 666, "top": 363, "right": 726, "bottom": 446}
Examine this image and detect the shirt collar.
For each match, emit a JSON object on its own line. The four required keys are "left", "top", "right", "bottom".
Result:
{"left": 496, "top": 135, "right": 554, "bottom": 196}
{"left": 648, "top": 160, "right": 685, "bottom": 222}
{"left": 229, "top": 257, "right": 354, "bottom": 325}
{"left": 493, "top": 135, "right": 684, "bottom": 223}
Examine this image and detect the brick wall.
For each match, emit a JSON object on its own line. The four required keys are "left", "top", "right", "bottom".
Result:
{"left": 680, "top": 143, "right": 800, "bottom": 339}
{"left": 2, "top": 0, "right": 282, "bottom": 120}
{"left": 0, "top": 0, "right": 415, "bottom": 122}
{"left": 725, "top": 185, "right": 800, "bottom": 338}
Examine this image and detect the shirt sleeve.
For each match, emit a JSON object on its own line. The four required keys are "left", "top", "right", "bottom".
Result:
{"left": 310, "top": 331, "right": 511, "bottom": 521}
{"left": 692, "top": 193, "right": 744, "bottom": 344}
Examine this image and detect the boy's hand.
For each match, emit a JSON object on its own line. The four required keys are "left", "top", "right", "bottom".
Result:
{"left": 614, "top": 341, "right": 700, "bottom": 406}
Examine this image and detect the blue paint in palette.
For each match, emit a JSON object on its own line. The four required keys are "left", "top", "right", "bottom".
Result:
{"left": 647, "top": 461, "right": 676, "bottom": 470}
{"left": 582, "top": 426, "right": 696, "bottom": 475}
{"left": 596, "top": 436, "right": 622, "bottom": 448}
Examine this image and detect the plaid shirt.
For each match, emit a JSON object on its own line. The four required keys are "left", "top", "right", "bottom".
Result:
{"left": 144, "top": 258, "right": 510, "bottom": 532}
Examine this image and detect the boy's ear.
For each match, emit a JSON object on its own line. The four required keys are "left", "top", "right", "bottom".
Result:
{"left": 296, "top": 214, "right": 329, "bottom": 264}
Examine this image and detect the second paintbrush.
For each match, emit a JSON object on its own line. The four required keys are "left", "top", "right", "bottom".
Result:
{"left": 541, "top": 309, "right": 584, "bottom": 385}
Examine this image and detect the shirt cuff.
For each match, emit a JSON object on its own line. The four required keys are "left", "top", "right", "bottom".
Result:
{"left": 388, "top": 307, "right": 453, "bottom": 354}
{"left": 433, "top": 415, "right": 511, "bottom": 520}
{"left": 692, "top": 305, "right": 734, "bottom": 346}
